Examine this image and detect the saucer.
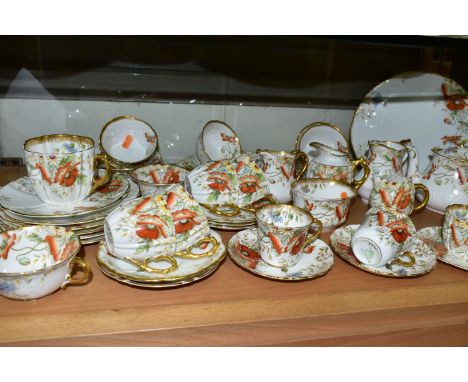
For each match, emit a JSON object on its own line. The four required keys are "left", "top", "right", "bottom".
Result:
{"left": 417, "top": 226, "right": 468, "bottom": 271}
{"left": 96, "top": 230, "right": 226, "bottom": 283}
{"left": 98, "top": 256, "right": 222, "bottom": 288}
{"left": 203, "top": 207, "right": 256, "bottom": 231}
{"left": 1, "top": 176, "right": 139, "bottom": 225}
{"left": 0, "top": 173, "right": 129, "bottom": 218}
{"left": 227, "top": 228, "right": 333, "bottom": 281}
{"left": 330, "top": 225, "right": 437, "bottom": 277}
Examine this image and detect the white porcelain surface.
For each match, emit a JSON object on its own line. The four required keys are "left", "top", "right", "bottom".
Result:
{"left": 97, "top": 229, "right": 225, "bottom": 283}
{"left": 417, "top": 226, "right": 468, "bottom": 271}
{"left": 131, "top": 164, "right": 188, "bottom": 196}
{"left": 442, "top": 204, "right": 467, "bottom": 254}
{"left": 100, "top": 116, "right": 158, "bottom": 164}
{"left": 186, "top": 154, "right": 269, "bottom": 208}
{"left": 295, "top": 121, "right": 348, "bottom": 163}
{"left": 350, "top": 72, "right": 467, "bottom": 172}
{"left": 0, "top": 174, "right": 129, "bottom": 218}
{"left": 0, "top": 226, "right": 83, "bottom": 300}
{"left": 256, "top": 150, "right": 305, "bottom": 203}
{"left": 24, "top": 135, "right": 109, "bottom": 205}
{"left": 255, "top": 204, "right": 319, "bottom": 268}
{"left": 105, "top": 189, "right": 210, "bottom": 260}
{"left": 291, "top": 179, "right": 356, "bottom": 230}
{"left": 331, "top": 225, "right": 437, "bottom": 277}
{"left": 351, "top": 208, "right": 416, "bottom": 267}
{"left": 196, "top": 120, "right": 241, "bottom": 163}
{"left": 417, "top": 146, "right": 468, "bottom": 214}
{"left": 228, "top": 227, "right": 333, "bottom": 280}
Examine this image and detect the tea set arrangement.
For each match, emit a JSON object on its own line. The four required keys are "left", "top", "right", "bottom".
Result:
{"left": 0, "top": 71, "right": 466, "bottom": 301}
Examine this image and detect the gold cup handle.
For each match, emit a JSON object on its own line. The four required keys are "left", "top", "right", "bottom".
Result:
{"left": 90, "top": 153, "right": 111, "bottom": 194}
{"left": 351, "top": 157, "right": 370, "bottom": 190}
{"left": 242, "top": 195, "right": 278, "bottom": 213}
{"left": 175, "top": 236, "right": 219, "bottom": 260}
{"left": 388, "top": 251, "right": 416, "bottom": 268}
{"left": 303, "top": 217, "right": 323, "bottom": 247}
{"left": 291, "top": 150, "right": 309, "bottom": 180}
{"left": 62, "top": 257, "right": 91, "bottom": 288}
{"left": 200, "top": 203, "right": 241, "bottom": 217}
{"left": 125, "top": 255, "right": 178, "bottom": 274}
{"left": 412, "top": 183, "right": 430, "bottom": 213}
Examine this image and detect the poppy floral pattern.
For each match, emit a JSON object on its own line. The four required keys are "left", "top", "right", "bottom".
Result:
{"left": 187, "top": 154, "right": 269, "bottom": 208}
{"left": 0, "top": 226, "right": 80, "bottom": 273}
{"left": 228, "top": 228, "right": 333, "bottom": 280}
{"left": 417, "top": 226, "right": 468, "bottom": 271}
{"left": 331, "top": 225, "right": 436, "bottom": 277}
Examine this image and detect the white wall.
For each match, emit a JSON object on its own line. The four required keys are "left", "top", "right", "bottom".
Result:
{"left": 0, "top": 98, "right": 353, "bottom": 163}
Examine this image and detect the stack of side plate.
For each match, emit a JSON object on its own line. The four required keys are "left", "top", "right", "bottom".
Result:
{"left": 96, "top": 230, "right": 226, "bottom": 288}
{"left": 0, "top": 174, "right": 140, "bottom": 245}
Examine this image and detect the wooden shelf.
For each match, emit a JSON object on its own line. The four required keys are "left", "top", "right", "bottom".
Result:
{"left": 0, "top": 166, "right": 467, "bottom": 346}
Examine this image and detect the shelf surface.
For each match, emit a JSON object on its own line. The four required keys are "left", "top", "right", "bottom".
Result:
{"left": 0, "top": 166, "right": 467, "bottom": 346}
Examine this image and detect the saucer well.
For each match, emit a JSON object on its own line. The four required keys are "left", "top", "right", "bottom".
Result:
{"left": 330, "top": 225, "right": 437, "bottom": 277}
{"left": 417, "top": 226, "right": 468, "bottom": 271}
{"left": 227, "top": 228, "right": 333, "bottom": 281}
{"left": 0, "top": 174, "right": 129, "bottom": 218}
{"left": 96, "top": 230, "right": 226, "bottom": 283}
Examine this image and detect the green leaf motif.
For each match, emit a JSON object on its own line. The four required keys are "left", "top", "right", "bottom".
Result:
{"left": 18, "top": 256, "right": 31, "bottom": 266}
{"left": 27, "top": 233, "right": 44, "bottom": 243}
{"left": 207, "top": 191, "right": 220, "bottom": 203}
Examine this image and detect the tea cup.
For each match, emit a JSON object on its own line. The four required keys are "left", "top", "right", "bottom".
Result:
{"left": 291, "top": 179, "right": 357, "bottom": 230}
{"left": 351, "top": 208, "right": 416, "bottom": 268}
{"left": 196, "top": 120, "right": 242, "bottom": 163}
{"left": 104, "top": 190, "right": 216, "bottom": 274}
{"left": 99, "top": 115, "right": 159, "bottom": 166}
{"left": 369, "top": 174, "right": 430, "bottom": 215}
{"left": 131, "top": 164, "right": 189, "bottom": 196}
{"left": 442, "top": 204, "right": 468, "bottom": 254}
{"left": 255, "top": 204, "right": 322, "bottom": 268}
{"left": 24, "top": 134, "right": 111, "bottom": 205}
{"left": 0, "top": 226, "right": 89, "bottom": 300}
{"left": 186, "top": 154, "right": 270, "bottom": 213}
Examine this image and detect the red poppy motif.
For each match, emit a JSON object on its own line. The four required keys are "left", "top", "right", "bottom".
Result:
{"left": 442, "top": 83, "right": 467, "bottom": 111}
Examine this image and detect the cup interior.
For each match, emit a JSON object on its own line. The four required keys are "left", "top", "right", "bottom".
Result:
{"left": 101, "top": 117, "right": 158, "bottom": 163}
{"left": 131, "top": 164, "right": 188, "bottom": 185}
{"left": 25, "top": 135, "right": 94, "bottom": 155}
{"left": 202, "top": 121, "right": 240, "bottom": 160}
{"left": 0, "top": 226, "right": 80, "bottom": 274}
{"left": 446, "top": 204, "right": 468, "bottom": 224}
{"left": 292, "top": 179, "right": 356, "bottom": 201}
{"left": 256, "top": 204, "right": 312, "bottom": 229}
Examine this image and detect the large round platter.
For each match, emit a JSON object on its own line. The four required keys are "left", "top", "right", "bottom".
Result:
{"left": 417, "top": 226, "right": 468, "bottom": 271}
{"left": 330, "top": 225, "right": 437, "bottom": 277}
{"left": 295, "top": 121, "right": 349, "bottom": 163}
{"left": 228, "top": 228, "right": 333, "bottom": 281}
{"left": 350, "top": 72, "right": 467, "bottom": 171}
{"left": 96, "top": 230, "right": 226, "bottom": 283}
{"left": 0, "top": 173, "right": 130, "bottom": 218}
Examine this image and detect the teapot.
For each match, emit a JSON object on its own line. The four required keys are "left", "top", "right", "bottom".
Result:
{"left": 357, "top": 139, "right": 420, "bottom": 202}
{"left": 416, "top": 143, "right": 468, "bottom": 214}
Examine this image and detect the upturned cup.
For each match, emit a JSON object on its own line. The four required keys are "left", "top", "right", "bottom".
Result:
{"left": 351, "top": 208, "right": 416, "bottom": 268}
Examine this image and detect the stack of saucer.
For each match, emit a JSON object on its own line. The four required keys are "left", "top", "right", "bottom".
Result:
{"left": 0, "top": 174, "right": 140, "bottom": 245}
{"left": 96, "top": 230, "right": 226, "bottom": 288}
{"left": 98, "top": 190, "right": 226, "bottom": 288}
{"left": 202, "top": 207, "right": 257, "bottom": 231}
